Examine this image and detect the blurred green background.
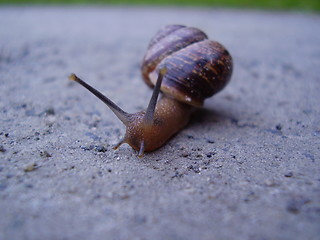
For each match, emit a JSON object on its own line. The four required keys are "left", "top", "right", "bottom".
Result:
{"left": 0, "top": 0, "right": 319, "bottom": 11}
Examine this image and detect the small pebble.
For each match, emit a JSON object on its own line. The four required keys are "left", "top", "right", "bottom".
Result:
{"left": 120, "top": 194, "right": 130, "bottom": 200}
{"left": 45, "top": 107, "right": 55, "bottom": 116}
{"left": 180, "top": 151, "right": 189, "bottom": 157}
{"left": 264, "top": 179, "right": 278, "bottom": 187}
{"left": 40, "top": 151, "right": 52, "bottom": 158}
{"left": 285, "top": 172, "right": 293, "bottom": 177}
{"left": 193, "top": 168, "right": 201, "bottom": 173}
{"left": 94, "top": 145, "right": 107, "bottom": 152}
{"left": 172, "top": 171, "right": 183, "bottom": 178}
{"left": 286, "top": 196, "right": 310, "bottom": 214}
{"left": 81, "top": 145, "right": 94, "bottom": 151}
{"left": 0, "top": 145, "right": 6, "bottom": 153}
{"left": 212, "top": 163, "right": 223, "bottom": 168}
{"left": 206, "top": 151, "right": 216, "bottom": 158}
{"left": 24, "top": 163, "right": 38, "bottom": 172}
{"left": 6, "top": 173, "right": 14, "bottom": 179}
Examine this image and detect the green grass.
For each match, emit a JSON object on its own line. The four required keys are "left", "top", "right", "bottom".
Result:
{"left": 1, "top": 0, "right": 319, "bottom": 11}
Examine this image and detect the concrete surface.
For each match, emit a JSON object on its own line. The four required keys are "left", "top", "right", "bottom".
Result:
{"left": 0, "top": 6, "right": 319, "bottom": 240}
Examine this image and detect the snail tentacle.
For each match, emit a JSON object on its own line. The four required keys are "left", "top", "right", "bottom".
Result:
{"left": 69, "top": 74, "right": 131, "bottom": 126}
{"left": 138, "top": 141, "right": 145, "bottom": 158}
{"left": 143, "top": 67, "right": 167, "bottom": 126}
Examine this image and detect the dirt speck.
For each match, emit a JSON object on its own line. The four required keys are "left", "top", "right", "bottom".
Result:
{"left": 40, "top": 151, "right": 52, "bottom": 158}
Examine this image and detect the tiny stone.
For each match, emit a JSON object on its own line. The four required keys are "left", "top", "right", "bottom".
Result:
{"left": 213, "top": 163, "right": 223, "bottom": 168}
{"left": 276, "top": 124, "right": 282, "bottom": 130}
{"left": 25, "top": 183, "right": 33, "bottom": 189}
{"left": 180, "top": 151, "right": 189, "bottom": 157}
{"left": 193, "top": 167, "right": 201, "bottom": 173}
{"left": 120, "top": 194, "right": 130, "bottom": 200}
{"left": 264, "top": 179, "right": 278, "bottom": 187}
{"left": 237, "top": 159, "right": 244, "bottom": 164}
{"left": 287, "top": 204, "right": 299, "bottom": 214}
{"left": 40, "top": 151, "right": 52, "bottom": 158}
{"left": 94, "top": 145, "right": 107, "bottom": 152}
{"left": 172, "top": 171, "right": 183, "bottom": 178}
{"left": 285, "top": 172, "right": 293, "bottom": 177}
{"left": 24, "top": 163, "right": 38, "bottom": 172}
{"left": 6, "top": 173, "right": 14, "bottom": 179}
{"left": 81, "top": 145, "right": 94, "bottom": 151}
{"left": 286, "top": 196, "right": 310, "bottom": 214}
{"left": 45, "top": 107, "right": 55, "bottom": 116}
{"left": 206, "top": 152, "right": 216, "bottom": 158}
{"left": 0, "top": 145, "right": 6, "bottom": 153}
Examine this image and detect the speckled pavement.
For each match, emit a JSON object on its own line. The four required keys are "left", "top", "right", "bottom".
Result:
{"left": 0, "top": 6, "right": 319, "bottom": 240}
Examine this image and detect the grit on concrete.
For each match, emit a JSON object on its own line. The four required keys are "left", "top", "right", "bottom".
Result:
{"left": 0, "top": 6, "right": 319, "bottom": 240}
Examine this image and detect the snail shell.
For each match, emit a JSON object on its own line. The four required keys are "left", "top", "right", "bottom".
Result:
{"left": 141, "top": 24, "right": 233, "bottom": 107}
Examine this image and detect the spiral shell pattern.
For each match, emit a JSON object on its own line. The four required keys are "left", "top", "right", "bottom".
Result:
{"left": 141, "top": 25, "right": 233, "bottom": 107}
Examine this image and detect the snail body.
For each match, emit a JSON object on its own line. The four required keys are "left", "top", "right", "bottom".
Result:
{"left": 69, "top": 25, "right": 232, "bottom": 157}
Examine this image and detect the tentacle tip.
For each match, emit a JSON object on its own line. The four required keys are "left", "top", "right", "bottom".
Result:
{"left": 159, "top": 67, "right": 167, "bottom": 76}
{"left": 113, "top": 144, "right": 121, "bottom": 150}
{"left": 138, "top": 141, "right": 145, "bottom": 158}
{"left": 68, "top": 73, "right": 77, "bottom": 81}
{"left": 113, "top": 138, "right": 125, "bottom": 150}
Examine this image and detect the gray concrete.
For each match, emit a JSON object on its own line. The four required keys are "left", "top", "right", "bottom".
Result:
{"left": 0, "top": 6, "right": 319, "bottom": 240}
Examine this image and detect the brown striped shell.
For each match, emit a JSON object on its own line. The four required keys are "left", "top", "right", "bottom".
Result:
{"left": 141, "top": 25, "right": 233, "bottom": 107}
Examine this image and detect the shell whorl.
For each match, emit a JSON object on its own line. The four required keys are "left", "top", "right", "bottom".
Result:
{"left": 141, "top": 25, "right": 233, "bottom": 107}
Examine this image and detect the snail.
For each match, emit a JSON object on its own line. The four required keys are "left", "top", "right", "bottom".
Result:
{"left": 69, "top": 24, "right": 233, "bottom": 157}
